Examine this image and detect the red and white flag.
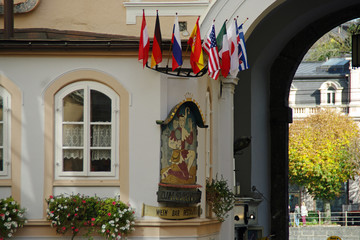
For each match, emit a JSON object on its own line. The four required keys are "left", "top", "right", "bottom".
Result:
{"left": 138, "top": 10, "right": 150, "bottom": 68}
{"left": 203, "top": 23, "right": 220, "bottom": 80}
{"left": 227, "top": 19, "right": 239, "bottom": 76}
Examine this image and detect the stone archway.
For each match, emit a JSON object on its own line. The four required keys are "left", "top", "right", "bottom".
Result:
{"left": 233, "top": 1, "right": 360, "bottom": 239}
{"left": 269, "top": 3, "right": 360, "bottom": 239}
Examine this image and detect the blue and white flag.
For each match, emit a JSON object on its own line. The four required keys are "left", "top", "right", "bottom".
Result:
{"left": 236, "top": 20, "right": 249, "bottom": 71}
{"left": 172, "top": 14, "right": 183, "bottom": 71}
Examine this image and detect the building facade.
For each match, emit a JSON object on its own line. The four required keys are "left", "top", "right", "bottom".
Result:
{"left": 2, "top": 0, "right": 360, "bottom": 239}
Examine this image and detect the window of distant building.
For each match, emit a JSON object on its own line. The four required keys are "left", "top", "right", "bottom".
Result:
{"left": 319, "top": 81, "right": 343, "bottom": 106}
{"left": 54, "top": 81, "right": 119, "bottom": 178}
{"left": 327, "top": 86, "right": 336, "bottom": 105}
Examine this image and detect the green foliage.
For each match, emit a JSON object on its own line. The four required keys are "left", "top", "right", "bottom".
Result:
{"left": 289, "top": 109, "right": 360, "bottom": 201}
{"left": 305, "top": 34, "right": 351, "bottom": 61}
{"left": 206, "top": 176, "right": 236, "bottom": 222}
{"left": 0, "top": 197, "right": 27, "bottom": 239}
{"left": 348, "top": 20, "right": 360, "bottom": 35}
{"left": 46, "top": 194, "right": 135, "bottom": 240}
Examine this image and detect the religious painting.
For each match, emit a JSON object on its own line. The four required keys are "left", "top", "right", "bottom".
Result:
{"left": 157, "top": 98, "right": 207, "bottom": 187}
{"left": 161, "top": 105, "right": 197, "bottom": 184}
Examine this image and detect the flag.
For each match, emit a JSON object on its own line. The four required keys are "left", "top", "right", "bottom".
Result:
{"left": 228, "top": 19, "right": 239, "bottom": 76}
{"left": 203, "top": 23, "right": 220, "bottom": 80}
{"left": 172, "top": 14, "right": 182, "bottom": 71}
{"left": 138, "top": 10, "right": 150, "bottom": 68}
{"left": 187, "top": 17, "right": 205, "bottom": 74}
{"left": 216, "top": 21, "right": 230, "bottom": 78}
{"left": 236, "top": 21, "right": 249, "bottom": 71}
{"left": 150, "top": 11, "right": 162, "bottom": 68}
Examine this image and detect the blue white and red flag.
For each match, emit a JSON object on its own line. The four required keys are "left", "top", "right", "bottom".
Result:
{"left": 203, "top": 23, "right": 220, "bottom": 80}
{"left": 172, "top": 14, "right": 183, "bottom": 71}
{"left": 236, "top": 20, "right": 249, "bottom": 71}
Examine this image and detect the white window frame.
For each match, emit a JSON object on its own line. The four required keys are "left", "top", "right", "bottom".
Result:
{"left": 205, "top": 91, "right": 212, "bottom": 180}
{"left": 327, "top": 87, "right": 336, "bottom": 105}
{"left": 0, "top": 87, "right": 11, "bottom": 178}
{"left": 319, "top": 81, "right": 343, "bottom": 106}
{"left": 54, "top": 81, "right": 119, "bottom": 179}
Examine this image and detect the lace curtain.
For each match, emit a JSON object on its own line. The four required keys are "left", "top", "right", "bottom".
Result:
{"left": 63, "top": 124, "right": 111, "bottom": 161}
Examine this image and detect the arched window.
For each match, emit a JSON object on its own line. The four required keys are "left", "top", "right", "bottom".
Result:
{"left": 205, "top": 90, "right": 212, "bottom": 180}
{"left": 319, "top": 81, "right": 343, "bottom": 106}
{"left": 0, "top": 87, "right": 11, "bottom": 177}
{"left": 54, "top": 81, "right": 119, "bottom": 178}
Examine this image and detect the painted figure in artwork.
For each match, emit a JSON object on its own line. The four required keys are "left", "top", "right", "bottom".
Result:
{"left": 161, "top": 106, "right": 197, "bottom": 184}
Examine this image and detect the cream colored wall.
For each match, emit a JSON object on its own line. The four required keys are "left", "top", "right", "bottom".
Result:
{"left": 0, "top": 51, "right": 222, "bottom": 239}
{"left": 0, "top": 0, "right": 200, "bottom": 39}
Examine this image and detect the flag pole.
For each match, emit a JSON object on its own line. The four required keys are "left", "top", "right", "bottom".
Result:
{"left": 237, "top": 16, "right": 249, "bottom": 26}
{"left": 166, "top": 11, "right": 175, "bottom": 69}
{"left": 180, "top": 15, "right": 200, "bottom": 71}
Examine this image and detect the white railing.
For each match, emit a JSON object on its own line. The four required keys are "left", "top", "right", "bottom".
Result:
{"left": 291, "top": 106, "right": 350, "bottom": 119}
{"left": 289, "top": 211, "right": 360, "bottom": 226}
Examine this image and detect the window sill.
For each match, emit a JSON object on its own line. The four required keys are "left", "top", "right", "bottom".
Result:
{"left": 53, "top": 179, "right": 120, "bottom": 187}
{"left": 0, "top": 179, "right": 12, "bottom": 186}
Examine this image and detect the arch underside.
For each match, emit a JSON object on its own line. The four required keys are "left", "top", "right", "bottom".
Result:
{"left": 233, "top": 0, "right": 360, "bottom": 238}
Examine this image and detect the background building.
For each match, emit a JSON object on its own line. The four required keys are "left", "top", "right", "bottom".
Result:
{"left": 289, "top": 57, "right": 360, "bottom": 213}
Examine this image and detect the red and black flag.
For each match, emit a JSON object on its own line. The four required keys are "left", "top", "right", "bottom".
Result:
{"left": 150, "top": 10, "right": 163, "bottom": 68}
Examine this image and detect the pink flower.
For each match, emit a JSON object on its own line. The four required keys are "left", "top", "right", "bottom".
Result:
{"left": 74, "top": 213, "right": 78, "bottom": 217}
{"left": 107, "top": 213, "right": 111, "bottom": 216}
{"left": 82, "top": 200, "right": 86, "bottom": 203}
{"left": 91, "top": 218, "right": 95, "bottom": 221}
{"left": 62, "top": 227, "right": 66, "bottom": 231}
{"left": 49, "top": 195, "right": 54, "bottom": 199}
{"left": 75, "top": 228, "right": 79, "bottom": 232}
{"left": 67, "top": 213, "right": 70, "bottom": 217}
{"left": 112, "top": 201, "right": 116, "bottom": 205}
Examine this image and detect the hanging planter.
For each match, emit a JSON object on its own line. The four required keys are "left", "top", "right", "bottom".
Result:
{"left": 206, "top": 176, "right": 236, "bottom": 222}
{"left": 46, "top": 194, "right": 135, "bottom": 240}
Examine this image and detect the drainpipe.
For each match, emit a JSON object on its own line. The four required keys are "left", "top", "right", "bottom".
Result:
{"left": 4, "top": 0, "right": 14, "bottom": 39}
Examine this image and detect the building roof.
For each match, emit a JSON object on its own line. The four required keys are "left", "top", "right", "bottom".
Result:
{"left": 293, "top": 58, "right": 349, "bottom": 106}
{"left": 295, "top": 58, "right": 350, "bottom": 78}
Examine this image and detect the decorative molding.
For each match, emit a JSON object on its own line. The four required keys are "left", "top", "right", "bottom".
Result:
{"left": 0, "top": 0, "right": 39, "bottom": 14}
{"left": 16, "top": 218, "right": 221, "bottom": 238}
{"left": 123, "top": 1, "right": 209, "bottom": 24}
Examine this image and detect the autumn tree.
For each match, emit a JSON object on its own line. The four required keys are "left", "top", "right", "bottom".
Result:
{"left": 289, "top": 109, "right": 360, "bottom": 203}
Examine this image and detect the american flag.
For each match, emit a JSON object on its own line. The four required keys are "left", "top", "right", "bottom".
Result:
{"left": 203, "top": 24, "right": 220, "bottom": 80}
